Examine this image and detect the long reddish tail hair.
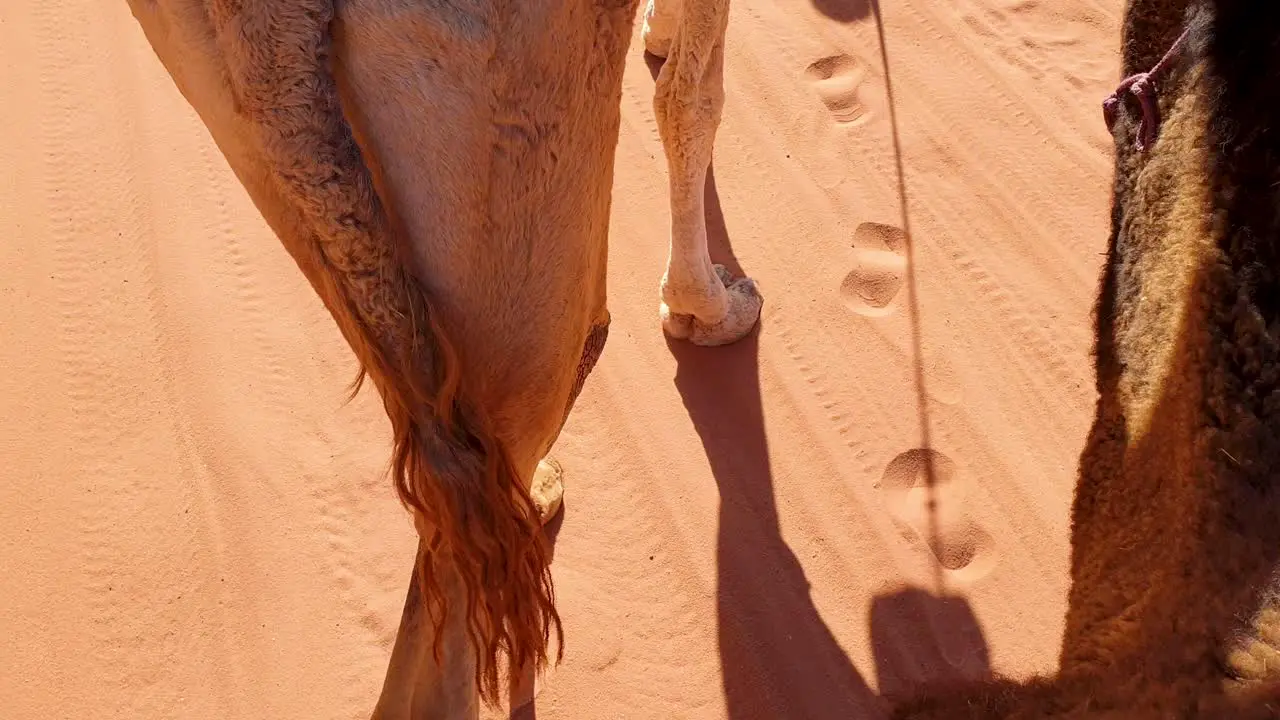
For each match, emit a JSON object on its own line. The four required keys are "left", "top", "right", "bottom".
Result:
{"left": 205, "top": 0, "right": 561, "bottom": 703}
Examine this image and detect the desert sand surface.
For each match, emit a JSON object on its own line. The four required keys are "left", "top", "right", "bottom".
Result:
{"left": 0, "top": 0, "right": 1121, "bottom": 717}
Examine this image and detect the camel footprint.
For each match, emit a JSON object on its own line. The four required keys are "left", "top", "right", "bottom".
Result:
{"left": 877, "top": 449, "right": 997, "bottom": 584}
{"left": 805, "top": 54, "right": 874, "bottom": 126}
{"left": 841, "top": 222, "right": 907, "bottom": 317}
{"left": 842, "top": 223, "right": 962, "bottom": 404}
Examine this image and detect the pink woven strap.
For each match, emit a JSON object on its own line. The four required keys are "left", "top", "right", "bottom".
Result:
{"left": 1103, "top": 27, "right": 1191, "bottom": 152}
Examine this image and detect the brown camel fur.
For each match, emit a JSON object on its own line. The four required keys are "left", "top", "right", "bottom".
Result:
{"left": 891, "top": 1, "right": 1280, "bottom": 718}
{"left": 122, "top": 0, "right": 762, "bottom": 716}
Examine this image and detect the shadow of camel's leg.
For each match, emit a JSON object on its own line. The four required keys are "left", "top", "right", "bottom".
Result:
{"left": 652, "top": 0, "right": 763, "bottom": 347}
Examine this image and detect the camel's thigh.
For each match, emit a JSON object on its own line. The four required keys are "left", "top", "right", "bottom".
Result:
{"left": 652, "top": 0, "right": 762, "bottom": 347}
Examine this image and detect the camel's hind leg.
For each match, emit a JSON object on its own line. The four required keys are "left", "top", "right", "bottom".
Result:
{"left": 652, "top": 0, "right": 763, "bottom": 347}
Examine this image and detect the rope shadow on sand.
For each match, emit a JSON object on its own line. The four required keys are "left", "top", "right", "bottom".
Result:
{"left": 859, "top": 0, "right": 1000, "bottom": 707}
{"left": 810, "top": 0, "right": 872, "bottom": 24}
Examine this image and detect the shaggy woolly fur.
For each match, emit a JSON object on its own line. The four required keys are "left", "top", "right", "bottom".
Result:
{"left": 892, "top": 1, "right": 1280, "bottom": 717}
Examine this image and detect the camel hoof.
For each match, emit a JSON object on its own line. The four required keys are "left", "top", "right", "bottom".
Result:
{"left": 642, "top": 31, "right": 671, "bottom": 60}
{"left": 661, "top": 264, "right": 763, "bottom": 347}
{"left": 530, "top": 458, "right": 564, "bottom": 525}
{"left": 641, "top": 0, "right": 673, "bottom": 59}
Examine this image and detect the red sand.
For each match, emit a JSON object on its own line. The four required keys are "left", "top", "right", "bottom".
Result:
{"left": 0, "top": 0, "right": 1118, "bottom": 716}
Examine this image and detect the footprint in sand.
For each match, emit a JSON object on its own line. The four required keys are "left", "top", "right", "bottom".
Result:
{"left": 842, "top": 223, "right": 962, "bottom": 404}
{"left": 877, "top": 449, "right": 997, "bottom": 584}
{"left": 841, "top": 222, "right": 907, "bottom": 317}
{"left": 805, "top": 54, "right": 874, "bottom": 126}
{"left": 842, "top": 224, "right": 962, "bottom": 403}
{"left": 922, "top": 353, "right": 962, "bottom": 406}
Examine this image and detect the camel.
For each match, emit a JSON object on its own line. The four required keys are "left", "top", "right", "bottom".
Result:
{"left": 890, "top": 0, "right": 1280, "bottom": 717}
{"left": 122, "top": 0, "right": 762, "bottom": 716}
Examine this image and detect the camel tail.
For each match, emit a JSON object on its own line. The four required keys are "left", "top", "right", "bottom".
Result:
{"left": 206, "top": 0, "right": 561, "bottom": 704}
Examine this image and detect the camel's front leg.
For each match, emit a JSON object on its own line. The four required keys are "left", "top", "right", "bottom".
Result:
{"left": 652, "top": 0, "right": 763, "bottom": 347}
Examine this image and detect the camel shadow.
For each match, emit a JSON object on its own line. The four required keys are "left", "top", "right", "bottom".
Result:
{"left": 810, "top": 0, "right": 872, "bottom": 24}
{"left": 869, "top": 586, "right": 993, "bottom": 707}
